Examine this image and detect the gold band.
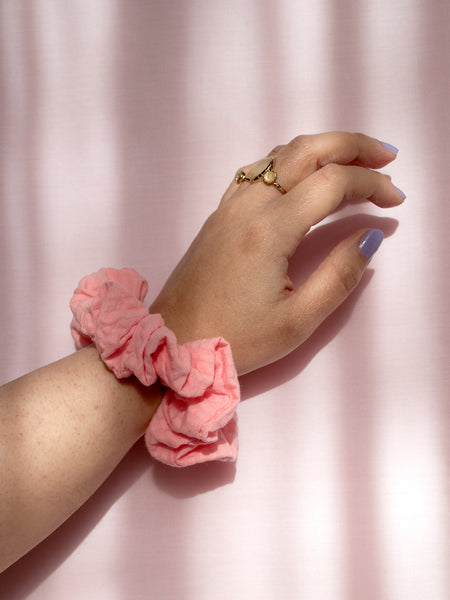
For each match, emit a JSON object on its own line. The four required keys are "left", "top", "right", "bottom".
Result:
{"left": 235, "top": 157, "right": 286, "bottom": 194}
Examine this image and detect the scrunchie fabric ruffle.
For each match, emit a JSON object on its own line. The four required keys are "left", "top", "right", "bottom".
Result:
{"left": 70, "top": 268, "right": 240, "bottom": 467}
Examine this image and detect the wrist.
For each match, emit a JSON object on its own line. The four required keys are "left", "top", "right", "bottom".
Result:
{"left": 78, "top": 345, "right": 164, "bottom": 446}
{"left": 70, "top": 268, "right": 240, "bottom": 467}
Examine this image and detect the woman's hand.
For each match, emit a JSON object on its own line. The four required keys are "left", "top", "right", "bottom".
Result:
{"left": 150, "top": 132, "right": 404, "bottom": 375}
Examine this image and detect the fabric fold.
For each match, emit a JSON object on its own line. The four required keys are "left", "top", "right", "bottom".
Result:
{"left": 70, "top": 268, "right": 240, "bottom": 467}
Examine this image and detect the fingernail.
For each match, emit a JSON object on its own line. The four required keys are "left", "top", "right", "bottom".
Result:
{"left": 359, "top": 229, "right": 384, "bottom": 260}
{"left": 381, "top": 141, "right": 399, "bottom": 155}
{"left": 394, "top": 185, "right": 406, "bottom": 200}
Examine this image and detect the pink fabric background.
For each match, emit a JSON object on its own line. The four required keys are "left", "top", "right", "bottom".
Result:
{"left": 0, "top": 1, "right": 448, "bottom": 598}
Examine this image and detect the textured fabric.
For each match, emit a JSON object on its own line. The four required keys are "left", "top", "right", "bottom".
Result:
{"left": 70, "top": 268, "right": 240, "bottom": 467}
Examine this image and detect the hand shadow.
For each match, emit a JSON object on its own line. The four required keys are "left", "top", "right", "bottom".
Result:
{"left": 0, "top": 215, "right": 397, "bottom": 598}
{"left": 240, "top": 213, "right": 398, "bottom": 399}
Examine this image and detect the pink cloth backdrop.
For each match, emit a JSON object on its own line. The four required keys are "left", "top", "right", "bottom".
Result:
{"left": 0, "top": 1, "right": 448, "bottom": 599}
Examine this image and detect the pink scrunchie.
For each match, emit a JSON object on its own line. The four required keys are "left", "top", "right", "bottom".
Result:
{"left": 70, "top": 268, "right": 240, "bottom": 467}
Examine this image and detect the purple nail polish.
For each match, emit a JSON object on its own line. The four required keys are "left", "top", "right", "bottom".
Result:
{"left": 381, "top": 141, "right": 399, "bottom": 155}
{"left": 359, "top": 229, "right": 384, "bottom": 260}
{"left": 393, "top": 185, "right": 406, "bottom": 200}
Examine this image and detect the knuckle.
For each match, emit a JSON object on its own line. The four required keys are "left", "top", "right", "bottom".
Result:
{"left": 276, "top": 302, "right": 310, "bottom": 347}
{"left": 212, "top": 198, "right": 276, "bottom": 253}
{"left": 319, "top": 162, "right": 345, "bottom": 183}
{"left": 200, "top": 205, "right": 239, "bottom": 244}
{"left": 352, "top": 131, "right": 365, "bottom": 142}
{"left": 211, "top": 196, "right": 245, "bottom": 228}
{"left": 288, "top": 134, "right": 314, "bottom": 156}
{"left": 202, "top": 207, "right": 225, "bottom": 233}
{"left": 268, "top": 144, "right": 283, "bottom": 156}
{"left": 333, "top": 260, "right": 362, "bottom": 294}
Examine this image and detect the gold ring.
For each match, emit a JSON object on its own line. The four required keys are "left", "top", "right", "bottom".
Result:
{"left": 235, "top": 157, "right": 287, "bottom": 194}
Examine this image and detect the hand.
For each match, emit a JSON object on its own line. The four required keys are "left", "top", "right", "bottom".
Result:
{"left": 150, "top": 132, "right": 404, "bottom": 375}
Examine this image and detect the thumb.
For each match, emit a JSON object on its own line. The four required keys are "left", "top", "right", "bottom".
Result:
{"left": 286, "top": 228, "right": 384, "bottom": 344}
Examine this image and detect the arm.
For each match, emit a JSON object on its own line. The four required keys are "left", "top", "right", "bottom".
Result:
{"left": 0, "top": 346, "right": 162, "bottom": 572}
{"left": 0, "top": 131, "right": 404, "bottom": 572}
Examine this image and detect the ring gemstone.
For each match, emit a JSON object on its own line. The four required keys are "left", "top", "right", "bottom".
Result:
{"left": 263, "top": 171, "right": 277, "bottom": 184}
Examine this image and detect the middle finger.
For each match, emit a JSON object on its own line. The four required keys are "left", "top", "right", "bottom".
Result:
{"left": 268, "top": 131, "right": 398, "bottom": 190}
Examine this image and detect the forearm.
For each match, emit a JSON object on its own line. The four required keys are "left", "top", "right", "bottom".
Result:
{"left": 0, "top": 131, "right": 403, "bottom": 573}
{"left": 0, "top": 345, "right": 162, "bottom": 572}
